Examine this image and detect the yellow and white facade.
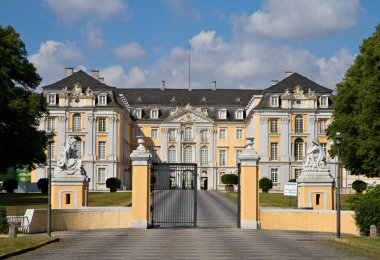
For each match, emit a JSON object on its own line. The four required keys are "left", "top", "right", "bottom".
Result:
{"left": 35, "top": 69, "right": 338, "bottom": 191}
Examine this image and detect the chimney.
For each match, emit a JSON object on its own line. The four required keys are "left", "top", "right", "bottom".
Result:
{"left": 160, "top": 80, "right": 165, "bottom": 91}
{"left": 271, "top": 80, "right": 279, "bottom": 85}
{"left": 65, "top": 67, "right": 74, "bottom": 77}
{"left": 284, "top": 71, "right": 294, "bottom": 78}
{"left": 212, "top": 80, "right": 216, "bottom": 90}
{"left": 91, "top": 69, "right": 100, "bottom": 80}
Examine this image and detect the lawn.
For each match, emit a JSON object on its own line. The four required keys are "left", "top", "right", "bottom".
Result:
{"left": 224, "top": 192, "right": 353, "bottom": 209}
{"left": 0, "top": 192, "right": 132, "bottom": 215}
{"left": 331, "top": 237, "right": 380, "bottom": 257}
{"left": 0, "top": 236, "right": 58, "bottom": 257}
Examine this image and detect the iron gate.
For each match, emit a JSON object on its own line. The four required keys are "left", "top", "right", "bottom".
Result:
{"left": 150, "top": 163, "right": 197, "bottom": 228}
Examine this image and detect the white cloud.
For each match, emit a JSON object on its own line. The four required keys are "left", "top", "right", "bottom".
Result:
{"left": 189, "top": 31, "right": 227, "bottom": 51}
{"left": 161, "top": 0, "right": 201, "bottom": 21}
{"left": 101, "top": 65, "right": 148, "bottom": 87}
{"left": 44, "top": 0, "right": 127, "bottom": 23}
{"left": 112, "top": 43, "right": 146, "bottom": 60}
{"left": 29, "top": 41, "right": 86, "bottom": 88}
{"left": 242, "top": 0, "right": 360, "bottom": 40}
{"left": 84, "top": 22, "right": 105, "bottom": 48}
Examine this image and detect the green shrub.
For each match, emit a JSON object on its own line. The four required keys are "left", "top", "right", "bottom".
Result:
{"left": 348, "top": 185, "right": 380, "bottom": 235}
{"left": 37, "top": 178, "right": 49, "bottom": 193}
{"left": 221, "top": 174, "right": 238, "bottom": 186}
{"left": 352, "top": 180, "right": 367, "bottom": 194}
{"left": 106, "top": 177, "right": 121, "bottom": 192}
{"left": 0, "top": 207, "right": 8, "bottom": 234}
{"left": 3, "top": 179, "right": 18, "bottom": 193}
{"left": 259, "top": 177, "right": 273, "bottom": 193}
{"left": 288, "top": 179, "right": 297, "bottom": 183}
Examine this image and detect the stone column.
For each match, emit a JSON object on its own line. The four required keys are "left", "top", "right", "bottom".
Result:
{"left": 239, "top": 138, "right": 260, "bottom": 229}
{"left": 130, "top": 137, "right": 151, "bottom": 228}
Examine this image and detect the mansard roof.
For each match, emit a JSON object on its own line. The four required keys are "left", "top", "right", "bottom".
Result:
{"left": 43, "top": 70, "right": 115, "bottom": 91}
{"left": 263, "top": 72, "right": 333, "bottom": 94}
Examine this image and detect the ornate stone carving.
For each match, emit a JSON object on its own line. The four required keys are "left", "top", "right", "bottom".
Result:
{"left": 58, "top": 116, "right": 67, "bottom": 122}
{"left": 86, "top": 87, "right": 94, "bottom": 97}
{"left": 304, "top": 139, "right": 326, "bottom": 168}
{"left": 294, "top": 85, "right": 304, "bottom": 97}
{"left": 73, "top": 83, "right": 83, "bottom": 96}
{"left": 61, "top": 86, "right": 69, "bottom": 95}
{"left": 54, "top": 137, "right": 86, "bottom": 176}
{"left": 307, "top": 88, "right": 317, "bottom": 98}
{"left": 260, "top": 116, "right": 268, "bottom": 123}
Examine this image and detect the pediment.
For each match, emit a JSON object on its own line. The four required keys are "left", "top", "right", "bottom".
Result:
{"left": 164, "top": 106, "right": 213, "bottom": 123}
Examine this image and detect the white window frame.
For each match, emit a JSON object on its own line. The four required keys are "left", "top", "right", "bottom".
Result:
{"left": 201, "top": 130, "right": 208, "bottom": 142}
{"left": 98, "top": 94, "right": 107, "bottom": 106}
{"left": 235, "top": 110, "right": 244, "bottom": 120}
{"left": 47, "top": 118, "right": 55, "bottom": 132}
{"left": 270, "top": 142, "right": 278, "bottom": 161}
{"left": 200, "top": 146, "right": 208, "bottom": 166}
{"left": 151, "top": 109, "right": 159, "bottom": 119}
{"left": 294, "top": 168, "right": 302, "bottom": 179}
{"left": 184, "top": 146, "right": 192, "bottom": 163}
{"left": 47, "top": 94, "right": 57, "bottom": 105}
{"left": 49, "top": 142, "right": 55, "bottom": 160}
{"left": 219, "top": 109, "right": 227, "bottom": 120}
{"left": 271, "top": 168, "right": 279, "bottom": 183}
{"left": 134, "top": 108, "right": 142, "bottom": 119}
{"left": 76, "top": 139, "right": 83, "bottom": 159}
{"left": 168, "top": 129, "right": 176, "bottom": 141}
{"left": 98, "top": 141, "right": 106, "bottom": 160}
{"left": 219, "top": 128, "right": 227, "bottom": 140}
{"left": 319, "top": 119, "right": 327, "bottom": 134}
{"left": 98, "top": 118, "right": 106, "bottom": 132}
{"left": 271, "top": 96, "right": 279, "bottom": 107}
{"left": 236, "top": 129, "right": 243, "bottom": 139}
{"left": 73, "top": 114, "right": 81, "bottom": 132}
{"left": 151, "top": 128, "right": 158, "bottom": 139}
{"left": 235, "top": 149, "right": 243, "bottom": 165}
{"left": 219, "top": 150, "right": 227, "bottom": 166}
{"left": 168, "top": 146, "right": 176, "bottom": 163}
{"left": 184, "top": 127, "right": 192, "bottom": 141}
{"left": 320, "top": 96, "right": 329, "bottom": 107}
{"left": 269, "top": 119, "right": 278, "bottom": 133}
{"left": 295, "top": 115, "right": 303, "bottom": 133}
{"left": 97, "top": 167, "right": 106, "bottom": 183}
{"left": 294, "top": 138, "right": 304, "bottom": 161}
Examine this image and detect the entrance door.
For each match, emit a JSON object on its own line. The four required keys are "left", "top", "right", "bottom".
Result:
{"left": 150, "top": 163, "right": 197, "bottom": 228}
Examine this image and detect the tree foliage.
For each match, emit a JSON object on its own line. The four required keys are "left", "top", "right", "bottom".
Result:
{"left": 37, "top": 178, "right": 48, "bottom": 193}
{"left": 221, "top": 174, "right": 238, "bottom": 186}
{"left": 327, "top": 24, "right": 380, "bottom": 178}
{"left": 0, "top": 25, "right": 47, "bottom": 173}
{"left": 3, "top": 179, "right": 18, "bottom": 193}
{"left": 106, "top": 177, "right": 121, "bottom": 192}
{"left": 351, "top": 180, "right": 367, "bottom": 194}
{"left": 259, "top": 177, "right": 273, "bottom": 193}
{"left": 348, "top": 185, "right": 380, "bottom": 235}
{"left": 0, "top": 207, "right": 7, "bottom": 234}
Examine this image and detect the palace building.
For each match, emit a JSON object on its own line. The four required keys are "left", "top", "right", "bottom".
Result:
{"left": 33, "top": 68, "right": 338, "bottom": 191}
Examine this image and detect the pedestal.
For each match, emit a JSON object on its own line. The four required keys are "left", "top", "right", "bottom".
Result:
{"left": 297, "top": 167, "right": 335, "bottom": 210}
{"left": 51, "top": 175, "right": 90, "bottom": 209}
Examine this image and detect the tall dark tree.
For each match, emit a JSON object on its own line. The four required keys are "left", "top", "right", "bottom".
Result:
{"left": 0, "top": 25, "right": 47, "bottom": 172}
{"left": 327, "top": 24, "right": 380, "bottom": 178}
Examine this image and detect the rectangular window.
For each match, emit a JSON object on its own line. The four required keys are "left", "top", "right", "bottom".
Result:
{"left": 184, "top": 127, "right": 192, "bottom": 141}
{"left": 294, "top": 168, "right": 302, "bottom": 179}
{"left": 271, "top": 168, "right": 279, "bottom": 183}
{"left": 135, "top": 109, "right": 142, "bottom": 119}
{"left": 219, "top": 109, "right": 227, "bottom": 119}
{"left": 76, "top": 141, "right": 83, "bottom": 159}
{"left": 98, "top": 95, "right": 107, "bottom": 105}
{"left": 319, "top": 119, "right": 327, "bottom": 134}
{"left": 98, "top": 167, "right": 106, "bottom": 183}
{"left": 151, "top": 128, "right": 158, "bottom": 139}
{"left": 270, "top": 142, "right": 278, "bottom": 161}
{"left": 236, "top": 129, "right": 243, "bottom": 139}
{"left": 271, "top": 96, "right": 279, "bottom": 107}
{"left": 47, "top": 118, "right": 55, "bottom": 132}
{"left": 219, "top": 150, "right": 227, "bottom": 166}
{"left": 219, "top": 128, "right": 226, "bottom": 139}
{"left": 47, "top": 94, "right": 56, "bottom": 105}
{"left": 66, "top": 194, "right": 71, "bottom": 205}
{"left": 320, "top": 96, "right": 328, "bottom": 107}
{"left": 150, "top": 148, "right": 159, "bottom": 162}
{"left": 236, "top": 110, "right": 244, "bottom": 119}
{"left": 98, "top": 141, "right": 106, "bottom": 160}
{"left": 200, "top": 147, "right": 208, "bottom": 166}
{"left": 73, "top": 115, "right": 81, "bottom": 132}
{"left": 201, "top": 130, "right": 208, "bottom": 142}
{"left": 320, "top": 142, "right": 327, "bottom": 154}
{"left": 168, "top": 129, "right": 176, "bottom": 141}
{"left": 98, "top": 118, "right": 106, "bottom": 132}
{"left": 49, "top": 142, "right": 55, "bottom": 159}
{"left": 235, "top": 149, "right": 242, "bottom": 164}
{"left": 134, "top": 128, "right": 142, "bottom": 137}
{"left": 269, "top": 119, "right": 278, "bottom": 133}
{"left": 168, "top": 147, "right": 176, "bottom": 163}
{"left": 151, "top": 110, "right": 159, "bottom": 119}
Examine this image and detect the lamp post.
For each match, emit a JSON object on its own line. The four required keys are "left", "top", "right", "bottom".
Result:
{"left": 335, "top": 132, "right": 341, "bottom": 238}
{"left": 46, "top": 131, "right": 55, "bottom": 237}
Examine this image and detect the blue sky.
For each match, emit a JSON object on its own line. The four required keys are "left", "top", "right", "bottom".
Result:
{"left": 1, "top": 0, "right": 379, "bottom": 90}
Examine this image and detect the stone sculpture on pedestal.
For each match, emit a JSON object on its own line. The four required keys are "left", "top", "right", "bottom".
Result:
{"left": 54, "top": 137, "right": 86, "bottom": 177}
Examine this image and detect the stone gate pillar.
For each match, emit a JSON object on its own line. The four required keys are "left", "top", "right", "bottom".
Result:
{"left": 131, "top": 137, "right": 151, "bottom": 228}
{"left": 239, "top": 138, "right": 260, "bottom": 229}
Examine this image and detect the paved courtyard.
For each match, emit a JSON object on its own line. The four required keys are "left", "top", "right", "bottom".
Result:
{"left": 14, "top": 191, "right": 371, "bottom": 259}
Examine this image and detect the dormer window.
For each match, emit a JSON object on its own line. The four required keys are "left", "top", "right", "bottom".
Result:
{"left": 151, "top": 109, "right": 159, "bottom": 119}
{"left": 319, "top": 96, "right": 328, "bottom": 107}
{"left": 170, "top": 97, "right": 176, "bottom": 102}
{"left": 136, "top": 96, "right": 143, "bottom": 102}
{"left": 271, "top": 96, "right": 279, "bottom": 107}
{"left": 218, "top": 109, "right": 227, "bottom": 120}
{"left": 47, "top": 94, "right": 57, "bottom": 105}
{"left": 235, "top": 110, "right": 244, "bottom": 120}
{"left": 235, "top": 97, "right": 241, "bottom": 102}
{"left": 98, "top": 94, "right": 107, "bottom": 106}
{"left": 135, "top": 108, "right": 142, "bottom": 119}
{"left": 201, "top": 97, "right": 207, "bottom": 102}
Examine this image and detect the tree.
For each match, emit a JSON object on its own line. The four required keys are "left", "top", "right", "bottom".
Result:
{"left": 0, "top": 26, "right": 47, "bottom": 173}
{"left": 106, "top": 177, "right": 121, "bottom": 192}
{"left": 37, "top": 178, "right": 48, "bottom": 193}
{"left": 259, "top": 177, "right": 273, "bottom": 193}
{"left": 221, "top": 174, "right": 238, "bottom": 186}
{"left": 327, "top": 24, "right": 380, "bottom": 178}
{"left": 351, "top": 180, "right": 367, "bottom": 194}
{"left": 3, "top": 179, "right": 18, "bottom": 193}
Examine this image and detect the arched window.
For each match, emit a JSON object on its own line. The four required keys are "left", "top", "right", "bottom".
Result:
{"left": 184, "top": 146, "right": 192, "bottom": 163}
{"left": 295, "top": 115, "right": 303, "bottom": 133}
{"left": 168, "top": 146, "right": 176, "bottom": 163}
{"left": 73, "top": 113, "right": 81, "bottom": 132}
{"left": 294, "top": 138, "right": 304, "bottom": 161}
{"left": 200, "top": 146, "right": 208, "bottom": 166}
{"left": 184, "top": 127, "right": 192, "bottom": 141}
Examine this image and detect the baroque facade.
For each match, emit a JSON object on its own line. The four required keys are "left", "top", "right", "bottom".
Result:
{"left": 34, "top": 68, "right": 339, "bottom": 191}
